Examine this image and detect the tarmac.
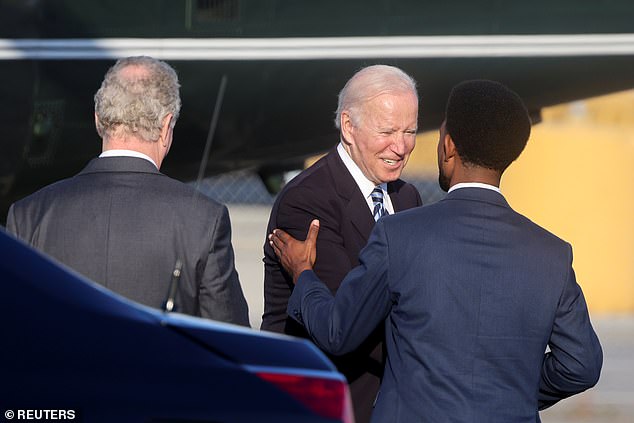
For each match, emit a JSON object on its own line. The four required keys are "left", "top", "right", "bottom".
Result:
{"left": 228, "top": 204, "right": 634, "bottom": 423}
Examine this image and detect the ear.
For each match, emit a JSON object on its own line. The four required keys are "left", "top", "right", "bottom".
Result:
{"left": 159, "top": 113, "right": 174, "bottom": 148}
{"left": 439, "top": 132, "right": 458, "bottom": 186}
{"left": 94, "top": 113, "right": 103, "bottom": 137}
{"left": 95, "top": 113, "right": 109, "bottom": 147}
{"left": 340, "top": 110, "right": 354, "bottom": 145}
{"left": 442, "top": 132, "right": 456, "bottom": 162}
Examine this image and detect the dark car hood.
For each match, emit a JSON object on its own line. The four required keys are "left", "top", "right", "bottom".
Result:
{"left": 160, "top": 312, "right": 337, "bottom": 372}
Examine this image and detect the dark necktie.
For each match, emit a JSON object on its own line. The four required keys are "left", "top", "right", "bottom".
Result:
{"left": 371, "top": 186, "right": 387, "bottom": 221}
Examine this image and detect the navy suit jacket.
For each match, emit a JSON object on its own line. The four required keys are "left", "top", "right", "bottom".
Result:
{"left": 262, "top": 147, "right": 422, "bottom": 423}
{"left": 7, "top": 156, "right": 249, "bottom": 326}
{"left": 288, "top": 187, "right": 602, "bottom": 423}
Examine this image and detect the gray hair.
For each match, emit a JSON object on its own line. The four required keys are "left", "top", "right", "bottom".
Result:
{"left": 334, "top": 65, "right": 418, "bottom": 129}
{"left": 94, "top": 56, "right": 181, "bottom": 142}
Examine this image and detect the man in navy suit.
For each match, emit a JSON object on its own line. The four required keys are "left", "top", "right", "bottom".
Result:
{"left": 270, "top": 80, "right": 602, "bottom": 422}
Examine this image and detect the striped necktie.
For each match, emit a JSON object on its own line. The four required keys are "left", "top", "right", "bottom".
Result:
{"left": 371, "top": 186, "right": 387, "bottom": 221}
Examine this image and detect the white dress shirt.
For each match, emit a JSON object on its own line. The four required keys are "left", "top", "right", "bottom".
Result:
{"left": 448, "top": 182, "right": 501, "bottom": 194}
{"left": 337, "top": 143, "right": 395, "bottom": 215}
{"left": 99, "top": 149, "right": 158, "bottom": 169}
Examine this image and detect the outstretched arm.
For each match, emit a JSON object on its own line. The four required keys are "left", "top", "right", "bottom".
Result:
{"left": 271, "top": 220, "right": 392, "bottom": 355}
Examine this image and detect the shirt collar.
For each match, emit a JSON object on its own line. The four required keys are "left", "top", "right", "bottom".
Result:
{"left": 448, "top": 182, "right": 501, "bottom": 194}
{"left": 99, "top": 149, "right": 158, "bottom": 169}
{"left": 337, "top": 142, "right": 388, "bottom": 199}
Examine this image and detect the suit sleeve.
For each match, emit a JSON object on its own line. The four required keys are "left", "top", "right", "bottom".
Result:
{"left": 262, "top": 184, "right": 358, "bottom": 333}
{"left": 199, "top": 205, "right": 250, "bottom": 327}
{"left": 538, "top": 245, "right": 603, "bottom": 409}
{"left": 287, "top": 219, "right": 393, "bottom": 355}
{"left": 276, "top": 185, "right": 356, "bottom": 292}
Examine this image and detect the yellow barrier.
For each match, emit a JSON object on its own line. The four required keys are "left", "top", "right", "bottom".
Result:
{"left": 405, "top": 90, "right": 634, "bottom": 313}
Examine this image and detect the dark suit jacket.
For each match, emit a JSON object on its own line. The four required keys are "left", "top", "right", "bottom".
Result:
{"left": 261, "top": 147, "right": 422, "bottom": 423}
{"left": 288, "top": 187, "right": 603, "bottom": 423}
{"left": 6, "top": 156, "right": 249, "bottom": 326}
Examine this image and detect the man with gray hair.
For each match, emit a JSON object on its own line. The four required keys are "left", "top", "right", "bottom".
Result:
{"left": 6, "top": 56, "right": 249, "bottom": 326}
{"left": 261, "top": 65, "right": 422, "bottom": 422}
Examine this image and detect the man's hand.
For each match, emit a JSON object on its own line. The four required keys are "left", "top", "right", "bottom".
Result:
{"left": 269, "top": 219, "right": 320, "bottom": 284}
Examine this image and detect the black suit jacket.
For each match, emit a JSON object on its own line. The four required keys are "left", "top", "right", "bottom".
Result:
{"left": 261, "top": 147, "right": 422, "bottom": 423}
{"left": 7, "top": 156, "right": 249, "bottom": 326}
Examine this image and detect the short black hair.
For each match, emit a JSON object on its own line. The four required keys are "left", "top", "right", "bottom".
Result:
{"left": 445, "top": 79, "right": 531, "bottom": 171}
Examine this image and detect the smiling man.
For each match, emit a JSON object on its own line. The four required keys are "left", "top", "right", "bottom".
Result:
{"left": 260, "top": 65, "right": 422, "bottom": 423}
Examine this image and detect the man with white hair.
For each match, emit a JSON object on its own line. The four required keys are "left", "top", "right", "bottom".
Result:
{"left": 7, "top": 56, "right": 249, "bottom": 326}
{"left": 261, "top": 65, "right": 422, "bottom": 422}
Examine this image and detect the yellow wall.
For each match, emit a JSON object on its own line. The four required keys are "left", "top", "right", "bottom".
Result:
{"left": 405, "top": 90, "right": 634, "bottom": 314}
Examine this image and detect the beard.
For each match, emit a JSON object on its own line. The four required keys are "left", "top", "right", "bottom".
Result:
{"left": 438, "top": 168, "right": 450, "bottom": 192}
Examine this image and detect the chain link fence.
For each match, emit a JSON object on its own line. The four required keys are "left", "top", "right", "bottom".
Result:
{"left": 195, "top": 169, "right": 446, "bottom": 206}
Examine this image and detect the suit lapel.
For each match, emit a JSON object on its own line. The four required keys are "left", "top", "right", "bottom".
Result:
{"left": 387, "top": 181, "right": 405, "bottom": 212}
{"left": 326, "top": 149, "right": 375, "bottom": 240}
{"left": 389, "top": 177, "right": 424, "bottom": 212}
{"left": 345, "top": 197, "right": 374, "bottom": 241}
